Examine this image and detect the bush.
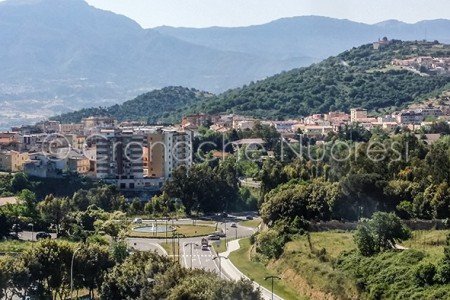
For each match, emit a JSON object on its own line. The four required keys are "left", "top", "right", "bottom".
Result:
{"left": 354, "top": 212, "right": 411, "bottom": 256}
{"left": 436, "top": 262, "right": 450, "bottom": 284}
{"left": 414, "top": 263, "right": 436, "bottom": 286}
{"left": 255, "top": 230, "right": 289, "bottom": 259}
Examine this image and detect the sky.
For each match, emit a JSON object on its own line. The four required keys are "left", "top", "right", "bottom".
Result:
{"left": 80, "top": 0, "right": 450, "bottom": 28}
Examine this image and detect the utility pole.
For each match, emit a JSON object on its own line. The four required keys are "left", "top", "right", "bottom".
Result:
{"left": 184, "top": 242, "right": 198, "bottom": 269}
{"left": 264, "top": 276, "right": 281, "bottom": 300}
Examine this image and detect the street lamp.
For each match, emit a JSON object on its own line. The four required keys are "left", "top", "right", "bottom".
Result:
{"left": 264, "top": 276, "right": 281, "bottom": 300}
{"left": 213, "top": 255, "right": 228, "bottom": 279}
{"left": 28, "top": 223, "right": 34, "bottom": 244}
{"left": 184, "top": 242, "right": 198, "bottom": 269}
{"left": 70, "top": 246, "right": 83, "bottom": 299}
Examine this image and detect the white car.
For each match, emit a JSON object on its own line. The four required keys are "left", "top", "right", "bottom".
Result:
{"left": 133, "top": 218, "right": 143, "bottom": 224}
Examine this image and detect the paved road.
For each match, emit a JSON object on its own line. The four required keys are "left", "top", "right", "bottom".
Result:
{"left": 220, "top": 239, "right": 283, "bottom": 300}
{"left": 126, "top": 237, "right": 167, "bottom": 255}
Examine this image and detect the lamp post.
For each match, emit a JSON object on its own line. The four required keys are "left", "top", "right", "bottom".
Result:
{"left": 165, "top": 218, "right": 169, "bottom": 245}
{"left": 264, "top": 276, "right": 281, "bottom": 300}
{"left": 184, "top": 242, "right": 198, "bottom": 269}
{"left": 223, "top": 221, "right": 227, "bottom": 247}
{"left": 213, "top": 255, "right": 228, "bottom": 279}
{"left": 70, "top": 246, "right": 82, "bottom": 299}
{"left": 28, "top": 223, "right": 34, "bottom": 246}
{"left": 176, "top": 233, "right": 185, "bottom": 264}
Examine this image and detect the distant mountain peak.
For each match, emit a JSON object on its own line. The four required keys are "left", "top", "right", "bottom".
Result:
{"left": 375, "top": 19, "right": 408, "bottom": 27}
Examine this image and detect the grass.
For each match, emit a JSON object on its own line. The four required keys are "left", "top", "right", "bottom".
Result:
{"left": 0, "top": 240, "right": 33, "bottom": 253}
{"left": 212, "top": 240, "right": 226, "bottom": 253}
{"left": 229, "top": 238, "right": 307, "bottom": 300}
{"left": 239, "top": 218, "right": 262, "bottom": 229}
{"left": 127, "top": 224, "right": 216, "bottom": 238}
{"left": 402, "top": 229, "right": 450, "bottom": 262}
{"left": 161, "top": 242, "right": 180, "bottom": 257}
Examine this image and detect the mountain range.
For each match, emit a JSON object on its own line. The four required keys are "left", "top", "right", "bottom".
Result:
{"left": 1, "top": 0, "right": 450, "bottom": 127}
{"left": 54, "top": 41, "right": 450, "bottom": 124}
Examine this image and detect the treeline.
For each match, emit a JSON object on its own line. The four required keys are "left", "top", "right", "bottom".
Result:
{"left": 52, "top": 86, "right": 212, "bottom": 124}
{"left": 258, "top": 131, "right": 450, "bottom": 227}
{"left": 0, "top": 240, "right": 260, "bottom": 300}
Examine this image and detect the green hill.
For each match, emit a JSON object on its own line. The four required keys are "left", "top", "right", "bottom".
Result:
{"left": 52, "top": 86, "right": 214, "bottom": 124}
{"left": 54, "top": 41, "right": 450, "bottom": 124}
{"left": 192, "top": 40, "right": 450, "bottom": 119}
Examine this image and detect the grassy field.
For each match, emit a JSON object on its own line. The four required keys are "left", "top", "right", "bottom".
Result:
{"left": 239, "top": 218, "right": 262, "bottom": 229}
{"left": 212, "top": 240, "right": 226, "bottom": 253}
{"left": 228, "top": 230, "right": 450, "bottom": 300}
{"left": 127, "top": 224, "right": 216, "bottom": 238}
{"left": 402, "top": 229, "right": 450, "bottom": 262}
{"left": 229, "top": 239, "right": 307, "bottom": 300}
{"left": 161, "top": 242, "right": 180, "bottom": 257}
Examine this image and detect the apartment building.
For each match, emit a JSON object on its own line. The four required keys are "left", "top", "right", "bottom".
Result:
{"left": 0, "top": 151, "right": 29, "bottom": 172}
{"left": 163, "top": 128, "right": 193, "bottom": 179}
{"left": 95, "top": 129, "right": 144, "bottom": 179}
{"left": 350, "top": 108, "right": 368, "bottom": 123}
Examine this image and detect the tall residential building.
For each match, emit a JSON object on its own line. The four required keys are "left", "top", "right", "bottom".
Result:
{"left": 140, "top": 128, "right": 193, "bottom": 180}
{"left": 163, "top": 128, "right": 193, "bottom": 179}
{"left": 95, "top": 129, "right": 144, "bottom": 190}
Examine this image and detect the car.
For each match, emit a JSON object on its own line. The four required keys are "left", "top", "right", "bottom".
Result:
{"left": 215, "top": 230, "right": 226, "bottom": 237}
{"left": 201, "top": 245, "right": 209, "bottom": 251}
{"left": 207, "top": 234, "right": 220, "bottom": 240}
{"left": 36, "top": 232, "right": 51, "bottom": 240}
{"left": 230, "top": 223, "right": 237, "bottom": 228}
{"left": 133, "top": 218, "right": 143, "bottom": 224}
{"left": 201, "top": 238, "right": 209, "bottom": 246}
{"left": 221, "top": 212, "right": 228, "bottom": 218}
{"left": 245, "top": 215, "right": 254, "bottom": 220}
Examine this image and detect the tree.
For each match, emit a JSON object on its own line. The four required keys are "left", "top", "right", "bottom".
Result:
{"left": 167, "top": 273, "right": 261, "bottom": 300}
{"left": 10, "top": 173, "right": 30, "bottom": 193}
{"left": 20, "top": 239, "right": 73, "bottom": 299}
{"left": 0, "top": 210, "right": 10, "bottom": 239}
{"left": 354, "top": 212, "right": 411, "bottom": 256}
{"left": 100, "top": 251, "right": 175, "bottom": 300}
{"left": 73, "top": 244, "right": 114, "bottom": 298}
{"left": 38, "top": 195, "right": 70, "bottom": 236}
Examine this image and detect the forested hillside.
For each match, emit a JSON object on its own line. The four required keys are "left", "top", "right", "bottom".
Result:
{"left": 192, "top": 40, "right": 450, "bottom": 119}
{"left": 52, "top": 87, "right": 213, "bottom": 124}
{"left": 55, "top": 41, "right": 450, "bottom": 123}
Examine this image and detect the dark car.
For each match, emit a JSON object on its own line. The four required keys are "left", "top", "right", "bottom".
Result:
{"left": 36, "top": 232, "right": 51, "bottom": 240}
{"left": 245, "top": 215, "right": 254, "bottom": 220}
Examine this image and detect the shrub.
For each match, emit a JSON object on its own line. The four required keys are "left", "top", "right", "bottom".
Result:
{"left": 354, "top": 212, "right": 411, "bottom": 256}
{"left": 436, "top": 262, "right": 450, "bottom": 284}
{"left": 255, "top": 230, "right": 289, "bottom": 259}
{"left": 414, "top": 263, "right": 436, "bottom": 286}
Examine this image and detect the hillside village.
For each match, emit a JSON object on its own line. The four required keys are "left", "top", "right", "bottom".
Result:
{"left": 1, "top": 102, "right": 450, "bottom": 193}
